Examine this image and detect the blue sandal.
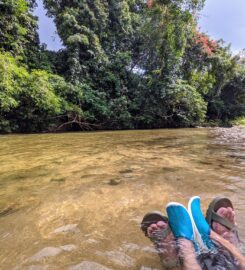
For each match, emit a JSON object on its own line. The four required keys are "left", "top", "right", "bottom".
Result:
{"left": 166, "top": 202, "right": 195, "bottom": 242}
{"left": 188, "top": 196, "right": 214, "bottom": 250}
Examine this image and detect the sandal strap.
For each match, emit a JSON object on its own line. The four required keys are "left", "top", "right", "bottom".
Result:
{"left": 160, "top": 257, "right": 181, "bottom": 269}
{"left": 151, "top": 226, "right": 171, "bottom": 244}
{"left": 211, "top": 211, "right": 236, "bottom": 230}
{"left": 158, "top": 225, "right": 171, "bottom": 239}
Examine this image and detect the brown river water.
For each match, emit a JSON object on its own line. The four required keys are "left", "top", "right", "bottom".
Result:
{"left": 0, "top": 127, "right": 244, "bottom": 270}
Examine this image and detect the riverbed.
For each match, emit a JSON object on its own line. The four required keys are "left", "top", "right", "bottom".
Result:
{"left": 0, "top": 127, "right": 244, "bottom": 269}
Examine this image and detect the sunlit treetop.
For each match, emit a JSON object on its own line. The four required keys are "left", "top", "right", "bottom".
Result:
{"left": 147, "top": 0, "right": 205, "bottom": 10}
{"left": 194, "top": 31, "right": 218, "bottom": 56}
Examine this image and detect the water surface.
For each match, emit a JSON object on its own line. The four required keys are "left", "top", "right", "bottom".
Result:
{"left": 0, "top": 128, "right": 244, "bottom": 269}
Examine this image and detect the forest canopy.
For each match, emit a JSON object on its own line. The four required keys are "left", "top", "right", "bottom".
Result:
{"left": 0, "top": 0, "right": 244, "bottom": 133}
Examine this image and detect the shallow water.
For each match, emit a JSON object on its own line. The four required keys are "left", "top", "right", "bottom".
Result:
{"left": 0, "top": 127, "right": 244, "bottom": 270}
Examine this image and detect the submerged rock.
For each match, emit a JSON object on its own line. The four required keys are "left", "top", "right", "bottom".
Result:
{"left": 68, "top": 261, "right": 112, "bottom": 270}
{"left": 121, "top": 243, "right": 140, "bottom": 252}
{"left": 0, "top": 204, "right": 19, "bottom": 217}
{"left": 119, "top": 169, "right": 133, "bottom": 174}
{"left": 30, "top": 245, "right": 77, "bottom": 261}
{"left": 97, "top": 250, "right": 135, "bottom": 267}
{"left": 140, "top": 267, "right": 159, "bottom": 270}
{"left": 53, "top": 224, "right": 79, "bottom": 234}
{"left": 108, "top": 179, "right": 121, "bottom": 186}
{"left": 50, "top": 177, "right": 66, "bottom": 183}
{"left": 85, "top": 238, "right": 99, "bottom": 244}
{"left": 161, "top": 166, "right": 179, "bottom": 172}
{"left": 30, "top": 247, "right": 62, "bottom": 261}
{"left": 141, "top": 246, "right": 156, "bottom": 253}
{"left": 28, "top": 266, "right": 49, "bottom": 270}
{"left": 60, "top": 244, "right": 77, "bottom": 252}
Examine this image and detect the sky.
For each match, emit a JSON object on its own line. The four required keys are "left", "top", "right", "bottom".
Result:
{"left": 199, "top": 0, "right": 245, "bottom": 53}
{"left": 33, "top": 0, "right": 245, "bottom": 53}
{"left": 33, "top": 0, "right": 63, "bottom": 51}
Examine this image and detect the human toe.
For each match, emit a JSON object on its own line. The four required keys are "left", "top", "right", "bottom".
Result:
{"left": 156, "top": 220, "right": 168, "bottom": 229}
{"left": 217, "top": 207, "right": 226, "bottom": 216}
{"left": 147, "top": 223, "right": 158, "bottom": 236}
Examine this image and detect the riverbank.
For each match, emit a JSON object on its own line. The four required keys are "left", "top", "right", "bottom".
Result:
{"left": 1, "top": 120, "right": 244, "bottom": 135}
{"left": 231, "top": 117, "right": 245, "bottom": 126}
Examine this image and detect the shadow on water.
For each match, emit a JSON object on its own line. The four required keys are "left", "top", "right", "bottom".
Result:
{"left": 0, "top": 127, "right": 244, "bottom": 269}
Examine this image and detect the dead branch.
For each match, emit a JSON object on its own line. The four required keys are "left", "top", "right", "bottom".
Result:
{"left": 54, "top": 115, "right": 101, "bottom": 132}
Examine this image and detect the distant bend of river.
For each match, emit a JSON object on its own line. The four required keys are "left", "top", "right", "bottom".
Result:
{"left": 0, "top": 127, "right": 244, "bottom": 269}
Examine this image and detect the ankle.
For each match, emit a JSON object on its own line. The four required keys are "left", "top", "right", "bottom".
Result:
{"left": 178, "top": 238, "right": 201, "bottom": 270}
{"left": 178, "top": 238, "right": 195, "bottom": 253}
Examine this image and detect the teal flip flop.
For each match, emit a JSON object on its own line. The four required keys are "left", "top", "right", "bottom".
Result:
{"left": 188, "top": 196, "right": 214, "bottom": 250}
{"left": 166, "top": 202, "right": 195, "bottom": 242}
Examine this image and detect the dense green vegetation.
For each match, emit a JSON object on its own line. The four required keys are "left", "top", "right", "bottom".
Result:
{"left": 0, "top": 0, "right": 244, "bottom": 133}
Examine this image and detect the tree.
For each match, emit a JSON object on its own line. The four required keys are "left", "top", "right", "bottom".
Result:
{"left": 1, "top": 0, "right": 244, "bottom": 133}
{"left": 0, "top": 0, "right": 39, "bottom": 62}
{"left": 0, "top": 52, "right": 84, "bottom": 132}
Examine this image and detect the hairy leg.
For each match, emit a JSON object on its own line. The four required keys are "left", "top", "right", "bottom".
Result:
{"left": 211, "top": 230, "right": 245, "bottom": 270}
{"left": 148, "top": 221, "right": 180, "bottom": 270}
{"left": 178, "top": 239, "right": 201, "bottom": 270}
{"left": 148, "top": 221, "right": 203, "bottom": 270}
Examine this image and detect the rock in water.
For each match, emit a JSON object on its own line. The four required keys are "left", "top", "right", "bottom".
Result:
{"left": 30, "top": 245, "right": 77, "bottom": 261}
{"left": 96, "top": 250, "right": 135, "bottom": 267}
{"left": 68, "top": 261, "right": 112, "bottom": 270}
{"left": 30, "top": 247, "right": 62, "bottom": 261}
{"left": 53, "top": 224, "right": 79, "bottom": 234}
{"left": 60, "top": 245, "right": 77, "bottom": 252}
{"left": 140, "top": 267, "right": 159, "bottom": 270}
{"left": 108, "top": 179, "right": 121, "bottom": 185}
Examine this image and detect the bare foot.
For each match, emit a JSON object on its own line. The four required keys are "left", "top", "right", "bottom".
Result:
{"left": 212, "top": 207, "right": 239, "bottom": 246}
{"left": 147, "top": 220, "right": 179, "bottom": 266}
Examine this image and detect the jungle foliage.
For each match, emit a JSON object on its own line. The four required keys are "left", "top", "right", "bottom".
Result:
{"left": 0, "top": 0, "right": 244, "bottom": 133}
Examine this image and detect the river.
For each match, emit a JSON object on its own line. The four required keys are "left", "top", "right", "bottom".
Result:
{"left": 0, "top": 127, "right": 244, "bottom": 270}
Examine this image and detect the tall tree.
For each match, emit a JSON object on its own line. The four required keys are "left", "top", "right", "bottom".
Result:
{"left": 0, "top": 0, "right": 39, "bottom": 63}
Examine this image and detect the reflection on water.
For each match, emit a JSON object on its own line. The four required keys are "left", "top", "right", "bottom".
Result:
{"left": 0, "top": 127, "right": 244, "bottom": 269}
